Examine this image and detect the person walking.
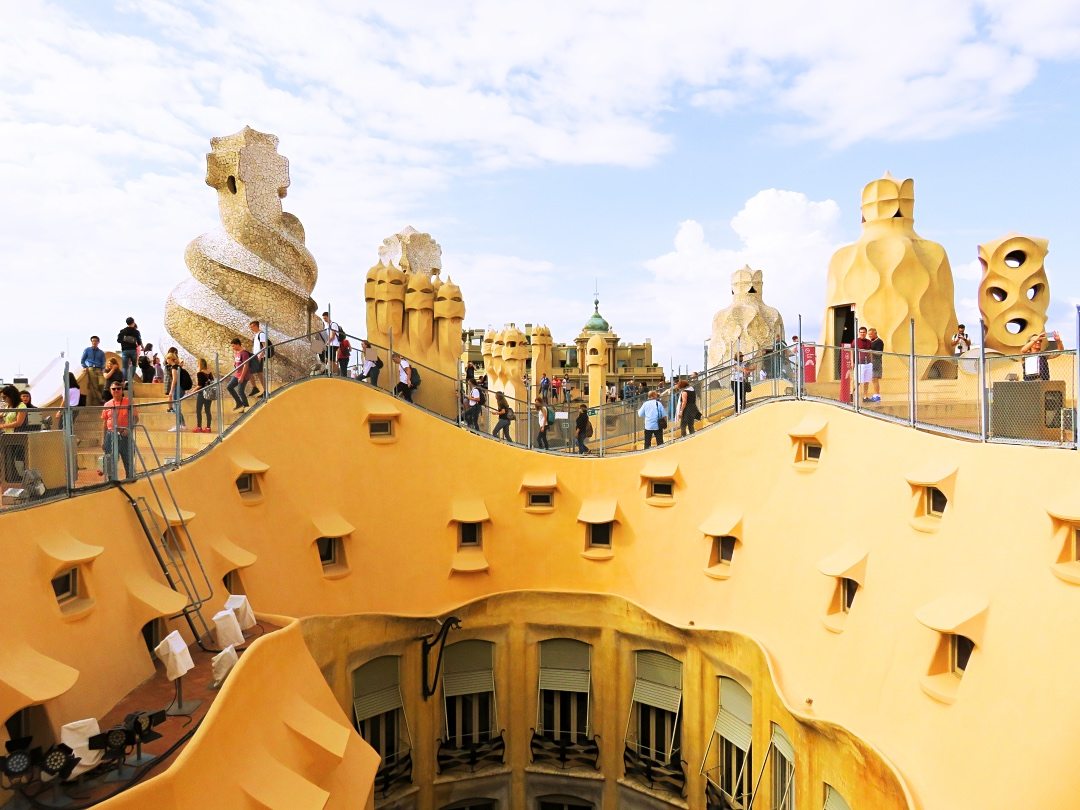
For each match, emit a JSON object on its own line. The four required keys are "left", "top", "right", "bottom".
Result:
{"left": 195, "top": 358, "right": 214, "bottom": 433}
{"left": 248, "top": 320, "right": 268, "bottom": 397}
{"left": 167, "top": 356, "right": 188, "bottom": 432}
{"left": 855, "top": 326, "right": 873, "bottom": 402}
{"left": 227, "top": 338, "right": 252, "bottom": 412}
{"left": 575, "top": 404, "right": 591, "bottom": 454}
{"left": 676, "top": 379, "right": 701, "bottom": 437}
{"left": 638, "top": 390, "right": 666, "bottom": 449}
{"left": 320, "top": 311, "right": 340, "bottom": 365}
{"left": 393, "top": 354, "right": 413, "bottom": 402}
{"left": 464, "top": 380, "right": 483, "bottom": 430}
{"left": 80, "top": 336, "right": 106, "bottom": 405}
{"left": 535, "top": 397, "right": 550, "bottom": 449}
{"left": 116, "top": 317, "right": 141, "bottom": 382}
{"left": 336, "top": 329, "right": 351, "bottom": 378}
{"left": 492, "top": 392, "right": 514, "bottom": 441}
{"left": 731, "top": 353, "right": 749, "bottom": 413}
{"left": 100, "top": 381, "right": 137, "bottom": 481}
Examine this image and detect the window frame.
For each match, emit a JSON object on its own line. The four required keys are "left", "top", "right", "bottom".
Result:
{"left": 648, "top": 479, "right": 675, "bottom": 499}
{"left": 588, "top": 521, "right": 613, "bottom": 549}
{"left": 527, "top": 490, "right": 554, "bottom": 509}
{"left": 51, "top": 567, "right": 79, "bottom": 604}
{"left": 926, "top": 486, "right": 948, "bottom": 517}
{"left": 841, "top": 577, "right": 859, "bottom": 612}
{"left": 459, "top": 521, "right": 483, "bottom": 548}
{"left": 951, "top": 633, "right": 975, "bottom": 677}
{"left": 369, "top": 419, "right": 393, "bottom": 437}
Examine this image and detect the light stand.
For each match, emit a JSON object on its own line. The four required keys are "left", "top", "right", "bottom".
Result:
{"left": 124, "top": 710, "right": 165, "bottom": 766}
{"left": 167, "top": 676, "right": 202, "bottom": 717}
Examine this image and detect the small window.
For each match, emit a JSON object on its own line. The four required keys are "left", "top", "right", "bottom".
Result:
{"left": 369, "top": 420, "right": 393, "bottom": 437}
{"left": 649, "top": 480, "right": 674, "bottom": 498}
{"left": 223, "top": 569, "right": 244, "bottom": 595}
{"left": 51, "top": 568, "right": 78, "bottom": 604}
{"left": 589, "top": 522, "right": 612, "bottom": 548}
{"left": 317, "top": 536, "right": 340, "bottom": 566}
{"left": 459, "top": 522, "right": 482, "bottom": 548}
{"left": 802, "top": 441, "right": 822, "bottom": 461}
{"left": 163, "top": 528, "right": 185, "bottom": 557}
{"left": 951, "top": 634, "right": 974, "bottom": 677}
{"left": 527, "top": 491, "right": 554, "bottom": 508}
{"left": 926, "top": 486, "right": 948, "bottom": 516}
{"left": 841, "top": 578, "right": 858, "bottom": 612}
{"left": 236, "top": 473, "right": 254, "bottom": 494}
{"left": 1073, "top": 527, "right": 1080, "bottom": 562}
{"left": 711, "top": 536, "right": 737, "bottom": 566}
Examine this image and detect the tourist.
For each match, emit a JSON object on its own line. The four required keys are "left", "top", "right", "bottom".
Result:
{"left": 393, "top": 354, "right": 413, "bottom": 402}
{"left": 80, "top": 336, "right": 106, "bottom": 405}
{"left": 492, "top": 392, "right": 513, "bottom": 442}
{"left": 152, "top": 353, "right": 164, "bottom": 383}
{"left": 676, "top": 379, "right": 700, "bottom": 437}
{"left": 867, "top": 327, "right": 884, "bottom": 403}
{"left": 336, "top": 329, "right": 351, "bottom": 377}
{"left": 195, "top": 358, "right": 214, "bottom": 433}
{"left": 248, "top": 320, "right": 268, "bottom": 396}
{"left": 464, "top": 380, "right": 483, "bottom": 430}
{"left": 166, "top": 355, "right": 188, "bottom": 432}
{"left": 539, "top": 373, "right": 551, "bottom": 403}
{"left": 0, "top": 385, "right": 27, "bottom": 482}
{"left": 950, "top": 324, "right": 971, "bottom": 355}
{"left": 551, "top": 375, "right": 562, "bottom": 403}
{"left": 575, "top": 404, "right": 591, "bottom": 454}
{"left": 227, "top": 338, "right": 252, "bottom": 412}
{"left": 116, "top": 317, "right": 141, "bottom": 381}
{"left": 101, "top": 382, "right": 137, "bottom": 481}
{"left": 465, "top": 361, "right": 476, "bottom": 385}
{"left": 731, "top": 353, "right": 749, "bottom": 413}
{"left": 63, "top": 372, "right": 83, "bottom": 432}
{"left": 638, "top": 390, "right": 666, "bottom": 449}
{"left": 1021, "top": 331, "right": 1062, "bottom": 381}
{"left": 855, "top": 326, "right": 873, "bottom": 402}
{"left": 362, "top": 340, "right": 383, "bottom": 386}
{"left": 320, "top": 311, "right": 340, "bottom": 363}
{"left": 163, "top": 347, "right": 179, "bottom": 411}
{"left": 562, "top": 375, "right": 572, "bottom": 403}
{"left": 138, "top": 350, "right": 155, "bottom": 383}
{"left": 102, "top": 357, "right": 124, "bottom": 401}
{"left": 535, "top": 397, "right": 550, "bottom": 449}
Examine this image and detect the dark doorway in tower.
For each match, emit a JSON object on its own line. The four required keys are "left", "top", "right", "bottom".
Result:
{"left": 831, "top": 305, "right": 855, "bottom": 377}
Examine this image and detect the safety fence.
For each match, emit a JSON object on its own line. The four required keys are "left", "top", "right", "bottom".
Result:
{"left": 1, "top": 326, "right": 1076, "bottom": 513}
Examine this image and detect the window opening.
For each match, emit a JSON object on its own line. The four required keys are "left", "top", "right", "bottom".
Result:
{"left": 588, "top": 522, "right": 612, "bottom": 548}
{"left": 51, "top": 568, "right": 78, "bottom": 604}
{"left": 927, "top": 486, "right": 948, "bottom": 516}
{"left": 459, "top": 522, "right": 482, "bottom": 548}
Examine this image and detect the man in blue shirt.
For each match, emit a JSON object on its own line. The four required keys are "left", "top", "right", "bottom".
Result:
{"left": 637, "top": 389, "right": 666, "bottom": 449}
{"left": 81, "top": 335, "right": 106, "bottom": 405}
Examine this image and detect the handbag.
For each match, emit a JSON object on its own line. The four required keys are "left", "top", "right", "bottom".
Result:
{"left": 201, "top": 382, "right": 220, "bottom": 401}
{"left": 656, "top": 400, "right": 668, "bottom": 431}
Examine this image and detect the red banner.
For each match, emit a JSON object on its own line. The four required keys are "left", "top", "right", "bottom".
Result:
{"left": 839, "top": 343, "right": 853, "bottom": 404}
{"left": 801, "top": 343, "right": 817, "bottom": 384}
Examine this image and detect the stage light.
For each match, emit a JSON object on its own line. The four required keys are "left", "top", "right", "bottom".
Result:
{"left": 89, "top": 725, "right": 136, "bottom": 783}
{"left": 0, "top": 736, "right": 35, "bottom": 784}
{"left": 40, "top": 743, "right": 79, "bottom": 780}
{"left": 124, "top": 710, "right": 166, "bottom": 766}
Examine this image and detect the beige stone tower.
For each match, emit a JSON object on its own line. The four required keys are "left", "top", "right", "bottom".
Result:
{"left": 978, "top": 233, "right": 1050, "bottom": 353}
{"left": 822, "top": 173, "right": 958, "bottom": 365}
{"left": 530, "top": 326, "right": 554, "bottom": 401}
{"left": 707, "top": 266, "right": 785, "bottom": 367}
{"left": 501, "top": 325, "right": 530, "bottom": 405}
{"left": 481, "top": 330, "right": 496, "bottom": 386}
{"left": 587, "top": 333, "right": 607, "bottom": 408}
{"left": 365, "top": 226, "right": 463, "bottom": 412}
{"left": 165, "top": 126, "right": 318, "bottom": 373}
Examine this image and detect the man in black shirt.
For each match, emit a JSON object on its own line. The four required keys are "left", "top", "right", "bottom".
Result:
{"left": 116, "top": 317, "right": 142, "bottom": 382}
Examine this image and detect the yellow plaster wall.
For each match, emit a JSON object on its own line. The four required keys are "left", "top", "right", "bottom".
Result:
{"left": 3, "top": 379, "right": 1080, "bottom": 808}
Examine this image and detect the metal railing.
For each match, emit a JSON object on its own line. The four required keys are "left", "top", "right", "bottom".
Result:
{"left": 3, "top": 314, "right": 1077, "bottom": 513}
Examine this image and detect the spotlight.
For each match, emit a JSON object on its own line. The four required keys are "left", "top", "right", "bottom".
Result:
{"left": 123, "top": 710, "right": 166, "bottom": 765}
{"left": 88, "top": 725, "right": 135, "bottom": 783}
{"left": 39, "top": 743, "right": 80, "bottom": 807}
{"left": 0, "top": 736, "right": 36, "bottom": 785}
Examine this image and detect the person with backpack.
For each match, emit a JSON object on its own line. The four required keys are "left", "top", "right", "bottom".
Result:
{"left": 535, "top": 397, "right": 553, "bottom": 449}
{"left": 575, "top": 404, "right": 592, "bottom": 454}
{"left": 392, "top": 354, "right": 413, "bottom": 402}
{"left": 167, "top": 355, "right": 191, "bottom": 432}
{"left": 194, "top": 358, "right": 214, "bottom": 433}
{"left": 638, "top": 389, "right": 667, "bottom": 448}
{"left": 464, "top": 381, "right": 483, "bottom": 430}
{"left": 227, "top": 338, "right": 252, "bottom": 412}
{"left": 116, "top": 316, "right": 141, "bottom": 381}
{"left": 492, "top": 392, "right": 514, "bottom": 442}
{"left": 335, "top": 329, "right": 351, "bottom": 377}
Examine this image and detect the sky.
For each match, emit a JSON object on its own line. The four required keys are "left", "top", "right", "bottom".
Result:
{"left": 3, "top": 0, "right": 1080, "bottom": 380}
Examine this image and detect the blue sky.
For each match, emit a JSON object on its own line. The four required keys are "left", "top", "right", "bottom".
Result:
{"left": 2, "top": 0, "right": 1080, "bottom": 380}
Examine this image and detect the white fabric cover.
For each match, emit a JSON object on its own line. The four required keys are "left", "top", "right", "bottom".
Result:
{"left": 154, "top": 630, "right": 194, "bottom": 681}
{"left": 211, "top": 645, "right": 239, "bottom": 686}
{"left": 60, "top": 717, "right": 103, "bottom": 778}
{"left": 212, "top": 610, "right": 245, "bottom": 649}
{"left": 224, "top": 593, "right": 256, "bottom": 630}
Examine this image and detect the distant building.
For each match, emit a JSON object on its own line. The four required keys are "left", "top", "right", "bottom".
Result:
{"left": 464, "top": 296, "right": 666, "bottom": 400}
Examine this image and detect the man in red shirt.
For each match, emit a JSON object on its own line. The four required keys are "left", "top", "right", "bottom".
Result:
{"left": 101, "top": 382, "right": 138, "bottom": 480}
{"left": 855, "top": 326, "right": 873, "bottom": 402}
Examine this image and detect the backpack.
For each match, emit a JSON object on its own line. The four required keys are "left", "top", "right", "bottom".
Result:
{"left": 584, "top": 419, "right": 594, "bottom": 438}
{"left": 546, "top": 406, "right": 555, "bottom": 424}
{"left": 119, "top": 330, "right": 137, "bottom": 348}
{"left": 410, "top": 366, "right": 421, "bottom": 388}
{"left": 264, "top": 338, "right": 275, "bottom": 358}
{"left": 178, "top": 367, "right": 193, "bottom": 391}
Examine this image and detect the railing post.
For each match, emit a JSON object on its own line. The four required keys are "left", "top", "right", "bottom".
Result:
{"left": 852, "top": 314, "right": 861, "bottom": 413}
{"left": 215, "top": 353, "right": 224, "bottom": 438}
{"left": 978, "top": 319, "right": 988, "bottom": 442}
{"left": 63, "top": 361, "right": 74, "bottom": 493}
{"left": 174, "top": 388, "right": 182, "bottom": 465}
{"left": 1075, "top": 306, "right": 1080, "bottom": 450}
{"left": 456, "top": 360, "right": 463, "bottom": 427}
{"left": 797, "top": 315, "right": 803, "bottom": 400}
{"left": 598, "top": 405, "right": 605, "bottom": 457}
{"left": 908, "top": 318, "right": 916, "bottom": 427}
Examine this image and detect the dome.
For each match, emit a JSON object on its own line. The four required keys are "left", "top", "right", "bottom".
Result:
{"left": 583, "top": 297, "right": 610, "bottom": 332}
